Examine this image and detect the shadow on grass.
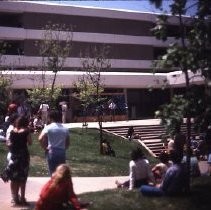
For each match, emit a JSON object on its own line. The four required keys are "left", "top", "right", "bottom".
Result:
{"left": 79, "top": 177, "right": 211, "bottom": 210}
{"left": 187, "top": 176, "right": 211, "bottom": 210}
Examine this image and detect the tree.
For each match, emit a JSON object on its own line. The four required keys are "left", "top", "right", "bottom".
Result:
{"left": 155, "top": 95, "right": 189, "bottom": 136}
{"left": 34, "top": 22, "right": 73, "bottom": 107}
{"left": 0, "top": 41, "right": 11, "bottom": 120}
{"left": 75, "top": 45, "right": 111, "bottom": 154}
{"left": 74, "top": 74, "right": 97, "bottom": 127}
{"left": 26, "top": 87, "right": 61, "bottom": 113}
{"left": 0, "top": 76, "right": 11, "bottom": 119}
{"left": 150, "top": 0, "right": 211, "bottom": 191}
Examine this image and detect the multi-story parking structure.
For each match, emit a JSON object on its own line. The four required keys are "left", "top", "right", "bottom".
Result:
{"left": 0, "top": 1, "right": 203, "bottom": 121}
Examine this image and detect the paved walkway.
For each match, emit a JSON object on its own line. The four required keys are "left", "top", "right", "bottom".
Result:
{"left": 63, "top": 119, "right": 161, "bottom": 129}
{"left": 0, "top": 176, "right": 128, "bottom": 210}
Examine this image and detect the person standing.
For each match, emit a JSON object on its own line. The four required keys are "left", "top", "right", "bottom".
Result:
{"left": 61, "top": 102, "right": 68, "bottom": 124}
{"left": 38, "top": 110, "right": 70, "bottom": 175}
{"left": 126, "top": 126, "right": 135, "bottom": 141}
{"left": 108, "top": 100, "right": 116, "bottom": 121}
{"left": 5, "top": 116, "right": 32, "bottom": 206}
{"left": 39, "top": 102, "right": 49, "bottom": 125}
{"left": 174, "top": 125, "right": 186, "bottom": 156}
{"left": 205, "top": 125, "right": 211, "bottom": 176}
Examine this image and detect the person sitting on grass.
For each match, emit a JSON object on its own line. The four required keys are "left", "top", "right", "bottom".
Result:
{"left": 102, "top": 140, "right": 116, "bottom": 157}
{"left": 35, "top": 164, "right": 90, "bottom": 210}
{"left": 140, "top": 151, "right": 188, "bottom": 197}
{"left": 152, "top": 151, "right": 172, "bottom": 184}
{"left": 115, "top": 147, "right": 155, "bottom": 190}
{"left": 205, "top": 125, "right": 211, "bottom": 176}
{"left": 182, "top": 148, "right": 201, "bottom": 177}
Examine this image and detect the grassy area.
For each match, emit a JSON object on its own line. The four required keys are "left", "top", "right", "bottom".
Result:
{"left": 0, "top": 128, "right": 156, "bottom": 177}
{"left": 1, "top": 128, "right": 211, "bottom": 210}
{"left": 79, "top": 177, "right": 211, "bottom": 210}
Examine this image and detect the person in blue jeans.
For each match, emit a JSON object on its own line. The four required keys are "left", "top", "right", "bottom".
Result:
{"left": 38, "top": 110, "right": 70, "bottom": 175}
{"left": 140, "top": 151, "right": 188, "bottom": 196}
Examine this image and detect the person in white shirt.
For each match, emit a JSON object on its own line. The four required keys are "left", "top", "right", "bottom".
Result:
{"left": 33, "top": 115, "right": 44, "bottom": 132}
{"left": 61, "top": 103, "right": 68, "bottom": 124}
{"left": 39, "top": 103, "right": 49, "bottom": 125}
{"left": 116, "top": 147, "right": 155, "bottom": 190}
{"left": 108, "top": 100, "right": 116, "bottom": 121}
{"left": 38, "top": 110, "right": 70, "bottom": 175}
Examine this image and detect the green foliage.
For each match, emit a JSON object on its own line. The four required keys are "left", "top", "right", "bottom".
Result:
{"left": 155, "top": 95, "right": 189, "bottom": 136}
{"left": 151, "top": 0, "right": 211, "bottom": 75}
{"left": 27, "top": 86, "right": 61, "bottom": 110}
{"left": 74, "top": 75, "right": 98, "bottom": 110}
{"left": 74, "top": 45, "right": 110, "bottom": 126}
{"left": 151, "top": 15, "right": 168, "bottom": 41}
{"left": 151, "top": 0, "right": 211, "bottom": 133}
{"left": 0, "top": 41, "right": 11, "bottom": 119}
{"left": 0, "top": 76, "right": 11, "bottom": 116}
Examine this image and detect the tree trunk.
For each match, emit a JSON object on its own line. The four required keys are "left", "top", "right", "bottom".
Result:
{"left": 97, "top": 112, "right": 103, "bottom": 154}
{"left": 50, "top": 71, "right": 57, "bottom": 106}
{"left": 184, "top": 70, "right": 191, "bottom": 193}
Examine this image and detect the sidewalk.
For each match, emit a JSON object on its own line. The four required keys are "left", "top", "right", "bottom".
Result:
{"left": 0, "top": 176, "right": 128, "bottom": 210}
{"left": 63, "top": 119, "right": 161, "bottom": 129}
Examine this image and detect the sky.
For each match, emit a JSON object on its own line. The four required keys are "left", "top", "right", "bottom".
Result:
{"left": 56, "top": 0, "right": 164, "bottom": 13}
{"left": 32, "top": 0, "right": 198, "bottom": 16}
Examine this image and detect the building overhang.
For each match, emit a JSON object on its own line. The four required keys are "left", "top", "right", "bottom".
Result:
{"left": 1, "top": 70, "right": 204, "bottom": 89}
{"left": 166, "top": 70, "right": 204, "bottom": 87}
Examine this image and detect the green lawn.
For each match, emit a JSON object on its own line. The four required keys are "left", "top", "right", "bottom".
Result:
{"left": 79, "top": 177, "right": 211, "bottom": 210}
{"left": 0, "top": 128, "right": 156, "bottom": 177}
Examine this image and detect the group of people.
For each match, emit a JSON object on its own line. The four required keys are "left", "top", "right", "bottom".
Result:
{"left": 115, "top": 124, "right": 211, "bottom": 197}
{"left": 1, "top": 109, "right": 89, "bottom": 210}
{"left": 115, "top": 146, "right": 188, "bottom": 196}
{"left": 1, "top": 101, "right": 210, "bottom": 207}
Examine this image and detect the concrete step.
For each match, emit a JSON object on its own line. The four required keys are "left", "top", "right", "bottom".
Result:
{"left": 142, "top": 139, "right": 163, "bottom": 143}
{"left": 147, "top": 145, "right": 165, "bottom": 150}
{"left": 102, "top": 122, "right": 200, "bottom": 157}
{"left": 144, "top": 143, "right": 164, "bottom": 148}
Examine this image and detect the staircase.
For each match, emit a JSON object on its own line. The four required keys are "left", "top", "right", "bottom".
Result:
{"left": 103, "top": 124, "right": 166, "bottom": 157}
{"left": 103, "top": 123, "right": 202, "bottom": 157}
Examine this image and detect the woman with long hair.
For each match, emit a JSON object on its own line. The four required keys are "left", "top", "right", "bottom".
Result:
{"left": 115, "top": 147, "right": 155, "bottom": 190}
{"left": 6, "top": 115, "right": 32, "bottom": 206}
{"left": 36, "top": 164, "right": 88, "bottom": 210}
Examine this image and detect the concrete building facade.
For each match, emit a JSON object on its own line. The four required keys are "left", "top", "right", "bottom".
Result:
{"left": 0, "top": 1, "right": 204, "bottom": 121}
